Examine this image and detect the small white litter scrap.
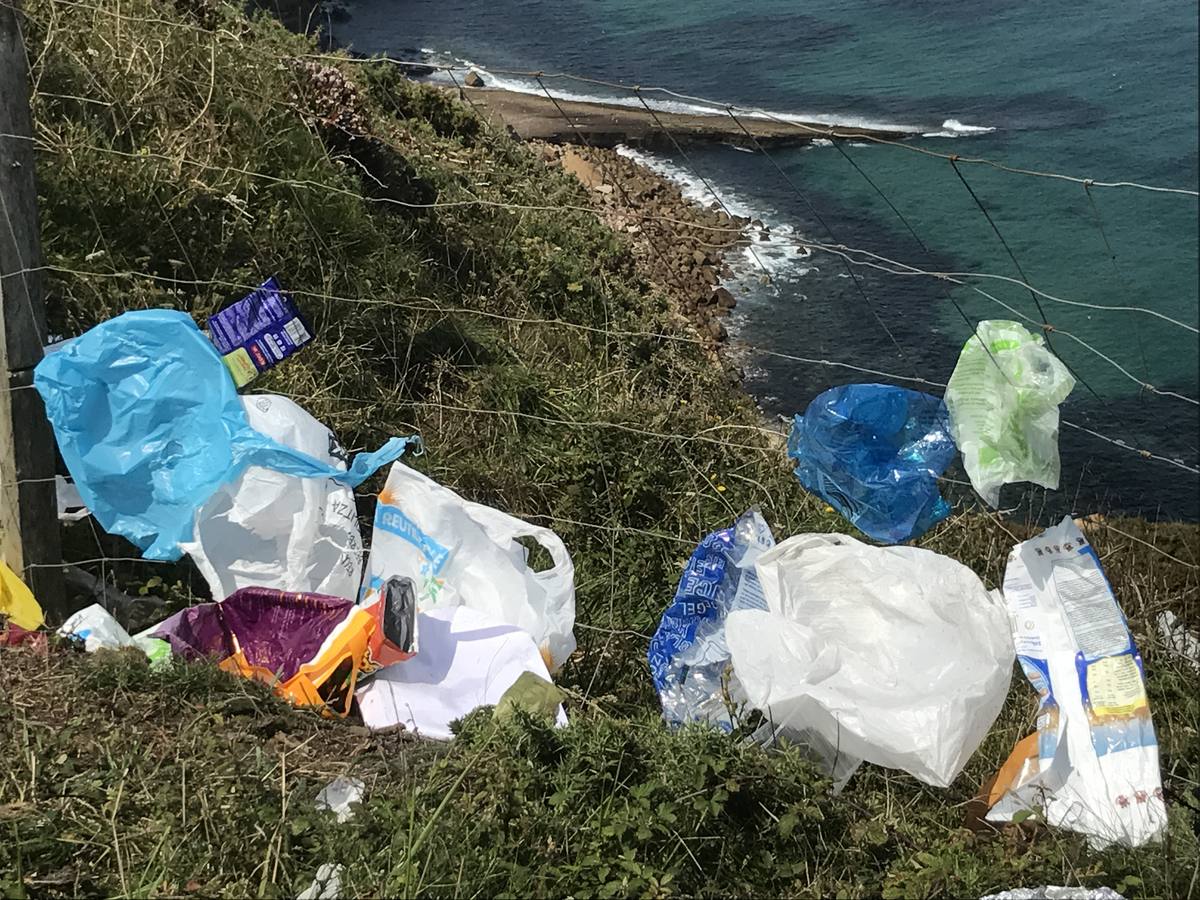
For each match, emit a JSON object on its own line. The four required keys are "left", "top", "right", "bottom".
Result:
{"left": 297, "top": 863, "right": 343, "bottom": 900}
{"left": 315, "top": 776, "right": 365, "bottom": 824}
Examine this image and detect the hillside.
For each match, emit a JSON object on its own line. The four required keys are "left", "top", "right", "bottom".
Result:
{"left": 2, "top": 0, "right": 1198, "bottom": 895}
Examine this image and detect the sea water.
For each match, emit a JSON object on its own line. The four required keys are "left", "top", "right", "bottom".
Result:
{"left": 334, "top": 0, "right": 1199, "bottom": 519}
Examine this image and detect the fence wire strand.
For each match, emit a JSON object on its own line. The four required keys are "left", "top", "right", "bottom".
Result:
{"left": 7, "top": 0, "right": 1199, "bottom": 591}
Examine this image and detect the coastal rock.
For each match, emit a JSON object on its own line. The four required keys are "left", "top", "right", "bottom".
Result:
{"left": 707, "top": 319, "right": 728, "bottom": 342}
{"left": 713, "top": 287, "right": 736, "bottom": 309}
{"left": 692, "top": 249, "right": 709, "bottom": 266}
{"left": 700, "top": 266, "right": 719, "bottom": 285}
{"left": 464, "top": 70, "right": 485, "bottom": 88}
{"left": 560, "top": 148, "right": 603, "bottom": 189}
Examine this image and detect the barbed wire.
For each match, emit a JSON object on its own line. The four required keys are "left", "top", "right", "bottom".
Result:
{"left": 14, "top": 0, "right": 1200, "bottom": 198}
{"left": 7, "top": 137, "right": 1193, "bottom": 410}
{"left": 7, "top": 125, "right": 1196, "bottom": 339}
{"left": 9, "top": 0, "right": 1200, "bottom": 593}
{"left": 780, "top": 240, "right": 1200, "bottom": 406}
{"left": 341, "top": 56, "right": 1200, "bottom": 198}
{"left": 5, "top": 258, "right": 1198, "bottom": 475}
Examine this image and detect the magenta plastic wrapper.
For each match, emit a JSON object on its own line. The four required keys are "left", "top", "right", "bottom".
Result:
{"left": 152, "top": 587, "right": 356, "bottom": 682}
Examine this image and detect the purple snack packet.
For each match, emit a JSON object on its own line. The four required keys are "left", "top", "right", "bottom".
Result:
{"left": 208, "top": 277, "right": 313, "bottom": 387}
{"left": 153, "top": 587, "right": 354, "bottom": 682}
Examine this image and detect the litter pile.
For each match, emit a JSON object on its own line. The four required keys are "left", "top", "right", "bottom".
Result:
{"left": 1, "top": 286, "right": 1173, "bottom": 869}
{"left": 16, "top": 282, "right": 573, "bottom": 741}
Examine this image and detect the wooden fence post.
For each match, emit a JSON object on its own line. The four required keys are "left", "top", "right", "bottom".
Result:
{"left": 1, "top": 0, "right": 64, "bottom": 618}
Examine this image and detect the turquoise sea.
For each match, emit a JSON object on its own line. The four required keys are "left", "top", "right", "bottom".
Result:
{"left": 335, "top": 0, "right": 1199, "bottom": 519}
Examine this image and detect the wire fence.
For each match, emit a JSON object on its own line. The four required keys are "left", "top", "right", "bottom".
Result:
{"left": 5, "top": 0, "right": 1199, "bottom": 611}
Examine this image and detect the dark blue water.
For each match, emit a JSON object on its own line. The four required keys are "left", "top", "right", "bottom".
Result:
{"left": 335, "top": 0, "right": 1200, "bottom": 519}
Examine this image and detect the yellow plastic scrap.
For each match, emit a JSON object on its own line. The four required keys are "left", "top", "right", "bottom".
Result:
{"left": 493, "top": 671, "right": 564, "bottom": 724}
{"left": 0, "top": 559, "right": 44, "bottom": 630}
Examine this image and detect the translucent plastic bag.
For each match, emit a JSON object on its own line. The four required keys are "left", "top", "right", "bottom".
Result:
{"left": 726, "top": 532, "right": 1014, "bottom": 787}
{"left": 647, "top": 510, "right": 774, "bottom": 729}
{"left": 945, "top": 321, "right": 1075, "bottom": 507}
{"left": 364, "top": 463, "right": 575, "bottom": 672}
{"left": 788, "top": 384, "right": 956, "bottom": 543}
{"left": 34, "top": 310, "right": 413, "bottom": 560}
{"left": 180, "top": 394, "right": 368, "bottom": 601}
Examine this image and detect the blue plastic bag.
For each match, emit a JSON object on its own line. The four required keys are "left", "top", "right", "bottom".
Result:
{"left": 647, "top": 509, "right": 774, "bottom": 729}
{"left": 35, "top": 309, "right": 415, "bottom": 560}
{"left": 787, "top": 384, "right": 956, "bottom": 544}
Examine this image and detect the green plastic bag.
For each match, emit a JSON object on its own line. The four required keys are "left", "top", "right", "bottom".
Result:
{"left": 945, "top": 321, "right": 1075, "bottom": 507}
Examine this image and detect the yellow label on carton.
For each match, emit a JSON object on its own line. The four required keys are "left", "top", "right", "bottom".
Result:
{"left": 1086, "top": 654, "right": 1147, "bottom": 717}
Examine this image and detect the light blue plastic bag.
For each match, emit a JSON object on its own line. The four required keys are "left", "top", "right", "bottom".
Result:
{"left": 788, "top": 384, "right": 956, "bottom": 544}
{"left": 35, "top": 309, "right": 415, "bottom": 560}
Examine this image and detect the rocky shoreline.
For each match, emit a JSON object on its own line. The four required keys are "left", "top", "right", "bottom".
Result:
{"left": 536, "top": 143, "right": 757, "bottom": 355}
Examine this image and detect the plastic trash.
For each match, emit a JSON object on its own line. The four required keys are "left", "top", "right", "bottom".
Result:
{"left": 982, "top": 888, "right": 1124, "bottom": 900}
{"left": 57, "top": 602, "right": 168, "bottom": 662}
{"left": 59, "top": 603, "right": 135, "bottom": 651}
{"left": 34, "top": 309, "right": 414, "bottom": 560}
{"left": 1, "top": 623, "right": 47, "bottom": 652}
{"left": 944, "top": 320, "right": 1075, "bottom": 507}
{"left": 0, "top": 559, "right": 43, "bottom": 631}
{"left": 298, "top": 864, "right": 343, "bottom": 900}
{"left": 55, "top": 476, "right": 90, "bottom": 522}
{"left": 153, "top": 587, "right": 376, "bottom": 716}
{"left": 725, "top": 532, "right": 1014, "bottom": 788}
{"left": 179, "top": 394, "right": 368, "bottom": 602}
{"left": 493, "top": 671, "right": 565, "bottom": 724}
{"left": 364, "top": 462, "right": 575, "bottom": 672}
{"left": 987, "top": 518, "right": 1166, "bottom": 848}
{"left": 356, "top": 605, "right": 568, "bottom": 739}
{"left": 1157, "top": 610, "right": 1199, "bottom": 671}
{"left": 315, "top": 776, "right": 365, "bottom": 823}
{"left": 647, "top": 509, "right": 774, "bottom": 729}
{"left": 208, "top": 276, "right": 313, "bottom": 388}
{"left": 787, "top": 384, "right": 956, "bottom": 543}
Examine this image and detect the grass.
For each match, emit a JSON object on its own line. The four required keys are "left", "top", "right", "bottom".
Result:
{"left": 2, "top": 0, "right": 1198, "bottom": 895}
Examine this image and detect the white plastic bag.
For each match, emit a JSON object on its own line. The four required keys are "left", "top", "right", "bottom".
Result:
{"left": 59, "top": 603, "right": 134, "bottom": 651}
{"left": 356, "top": 606, "right": 568, "bottom": 738}
{"left": 180, "top": 395, "right": 365, "bottom": 601}
{"left": 364, "top": 463, "right": 575, "bottom": 671}
{"left": 726, "top": 533, "right": 1014, "bottom": 788}
{"left": 59, "top": 603, "right": 170, "bottom": 665}
{"left": 987, "top": 518, "right": 1166, "bottom": 847}
{"left": 55, "top": 475, "right": 90, "bottom": 522}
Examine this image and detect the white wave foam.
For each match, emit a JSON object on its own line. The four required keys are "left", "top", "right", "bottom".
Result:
{"left": 614, "top": 144, "right": 813, "bottom": 282}
{"left": 414, "top": 49, "right": 1000, "bottom": 142}
{"left": 413, "top": 52, "right": 930, "bottom": 135}
{"left": 922, "top": 118, "right": 997, "bottom": 138}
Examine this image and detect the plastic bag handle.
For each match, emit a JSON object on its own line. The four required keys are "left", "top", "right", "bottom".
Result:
{"left": 461, "top": 501, "right": 574, "bottom": 588}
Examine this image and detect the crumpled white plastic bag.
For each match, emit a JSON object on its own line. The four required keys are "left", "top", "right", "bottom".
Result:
{"left": 356, "top": 606, "right": 568, "bottom": 739}
{"left": 364, "top": 463, "right": 575, "bottom": 671}
{"left": 59, "top": 603, "right": 167, "bottom": 664}
{"left": 726, "top": 533, "right": 1014, "bottom": 787}
{"left": 180, "top": 394, "right": 366, "bottom": 601}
